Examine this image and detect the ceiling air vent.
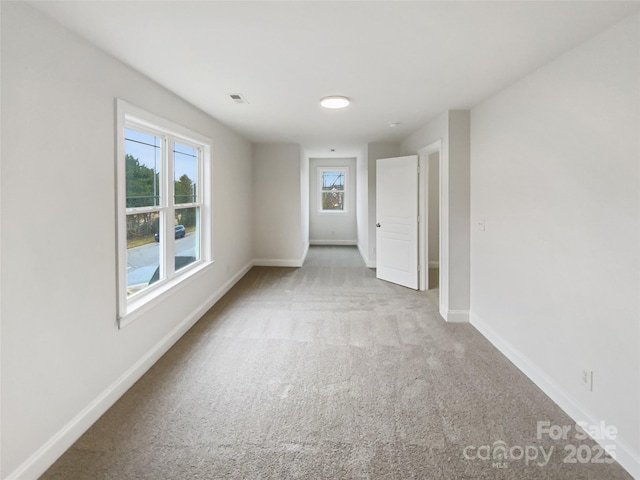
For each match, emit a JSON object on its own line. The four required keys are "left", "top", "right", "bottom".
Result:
{"left": 229, "top": 93, "right": 248, "bottom": 104}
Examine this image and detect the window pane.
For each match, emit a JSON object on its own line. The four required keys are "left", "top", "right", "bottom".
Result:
{"left": 321, "top": 170, "right": 345, "bottom": 211}
{"left": 126, "top": 212, "right": 161, "bottom": 296}
{"left": 321, "top": 170, "right": 345, "bottom": 210}
{"left": 322, "top": 171, "right": 345, "bottom": 192}
{"left": 125, "top": 128, "right": 161, "bottom": 208}
{"left": 174, "top": 207, "right": 199, "bottom": 272}
{"left": 322, "top": 191, "right": 345, "bottom": 210}
{"left": 174, "top": 143, "right": 198, "bottom": 204}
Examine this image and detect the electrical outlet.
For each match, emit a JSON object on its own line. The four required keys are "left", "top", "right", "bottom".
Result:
{"left": 581, "top": 369, "right": 593, "bottom": 391}
{"left": 477, "top": 219, "right": 485, "bottom": 231}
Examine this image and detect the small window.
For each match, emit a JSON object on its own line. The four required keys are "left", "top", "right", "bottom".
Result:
{"left": 116, "top": 100, "right": 212, "bottom": 326}
{"left": 318, "top": 167, "right": 348, "bottom": 212}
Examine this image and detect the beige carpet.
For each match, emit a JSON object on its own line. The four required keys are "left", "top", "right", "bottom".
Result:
{"left": 41, "top": 246, "right": 632, "bottom": 479}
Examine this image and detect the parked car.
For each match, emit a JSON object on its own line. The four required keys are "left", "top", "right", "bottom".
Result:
{"left": 154, "top": 225, "right": 186, "bottom": 242}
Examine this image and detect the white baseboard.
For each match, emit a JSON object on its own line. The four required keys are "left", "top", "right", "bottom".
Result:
{"left": 253, "top": 244, "right": 324, "bottom": 268}
{"left": 357, "top": 243, "right": 376, "bottom": 268}
{"left": 7, "top": 261, "right": 254, "bottom": 480}
{"left": 253, "top": 258, "right": 303, "bottom": 267}
{"left": 252, "top": 245, "right": 310, "bottom": 268}
{"left": 439, "top": 304, "right": 448, "bottom": 321}
{"left": 309, "top": 240, "right": 357, "bottom": 246}
{"left": 470, "top": 312, "right": 640, "bottom": 479}
{"left": 443, "top": 309, "right": 469, "bottom": 323}
{"left": 428, "top": 261, "right": 440, "bottom": 268}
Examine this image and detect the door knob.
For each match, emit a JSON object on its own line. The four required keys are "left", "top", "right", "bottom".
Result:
{"left": 376, "top": 223, "right": 381, "bottom": 227}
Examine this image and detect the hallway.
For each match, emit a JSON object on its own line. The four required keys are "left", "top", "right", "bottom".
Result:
{"left": 42, "top": 247, "right": 630, "bottom": 479}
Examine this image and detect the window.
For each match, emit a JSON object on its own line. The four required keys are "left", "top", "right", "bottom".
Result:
{"left": 116, "top": 100, "right": 212, "bottom": 326}
{"left": 318, "top": 167, "right": 348, "bottom": 212}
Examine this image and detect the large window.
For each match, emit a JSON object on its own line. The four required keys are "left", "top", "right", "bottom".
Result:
{"left": 116, "top": 100, "right": 212, "bottom": 325}
{"left": 318, "top": 167, "right": 348, "bottom": 212}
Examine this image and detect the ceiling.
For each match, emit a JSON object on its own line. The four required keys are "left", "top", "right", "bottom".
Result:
{"left": 31, "top": 1, "right": 640, "bottom": 157}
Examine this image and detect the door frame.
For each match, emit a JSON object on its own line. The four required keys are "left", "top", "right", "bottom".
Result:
{"left": 417, "top": 140, "right": 442, "bottom": 301}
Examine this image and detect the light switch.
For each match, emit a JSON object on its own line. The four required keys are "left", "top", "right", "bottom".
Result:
{"left": 477, "top": 219, "right": 485, "bottom": 231}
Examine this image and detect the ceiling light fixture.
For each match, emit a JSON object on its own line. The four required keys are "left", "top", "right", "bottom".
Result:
{"left": 320, "top": 96, "right": 350, "bottom": 109}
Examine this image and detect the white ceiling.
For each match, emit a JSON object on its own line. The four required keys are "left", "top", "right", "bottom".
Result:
{"left": 31, "top": 1, "right": 640, "bottom": 157}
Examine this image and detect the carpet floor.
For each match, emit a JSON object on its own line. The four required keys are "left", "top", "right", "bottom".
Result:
{"left": 41, "top": 246, "right": 632, "bottom": 479}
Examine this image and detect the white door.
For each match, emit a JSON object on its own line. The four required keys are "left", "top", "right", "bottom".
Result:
{"left": 376, "top": 155, "right": 419, "bottom": 289}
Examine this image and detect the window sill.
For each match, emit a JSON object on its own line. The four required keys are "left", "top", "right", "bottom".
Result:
{"left": 318, "top": 210, "right": 349, "bottom": 215}
{"left": 118, "top": 260, "right": 213, "bottom": 329}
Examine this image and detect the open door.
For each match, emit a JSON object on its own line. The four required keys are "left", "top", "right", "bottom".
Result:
{"left": 376, "top": 155, "right": 418, "bottom": 289}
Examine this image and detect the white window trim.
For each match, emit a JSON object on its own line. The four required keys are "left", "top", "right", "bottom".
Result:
{"left": 116, "top": 99, "right": 213, "bottom": 328}
{"left": 317, "top": 167, "right": 349, "bottom": 214}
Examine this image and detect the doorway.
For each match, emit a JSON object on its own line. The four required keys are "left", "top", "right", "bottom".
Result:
{"left": 373, "top": 142, "right": 442, "bottom": 303}
{"left": 375, "top": 155, "right": 419, "bottom": 289}
{"left": 418, "top": 141, "right": 442, "bottom": 297}
{"left": 426, "top": 152, "right": 439, "bottom": 289}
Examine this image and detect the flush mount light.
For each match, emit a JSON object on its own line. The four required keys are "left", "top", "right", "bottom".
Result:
{"left": 320, "top": 96, "right": 350, "bottom": 109}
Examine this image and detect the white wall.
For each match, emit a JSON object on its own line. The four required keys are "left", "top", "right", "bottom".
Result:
{"left": 252, "top": 143, "right": 305, "bottom": 266}
{"left": 470, "top": 12, "right": 640, "bottom": 477}
{"left": 309, "top": 158, "right": 357, "bottom": 245}
{"left": 356, "top": 144, "right": 370, "bottom": 265}
{"left": 0, "top": 3, "right": 254, "bottom": 479}
{"left": 300, "top": 153, "right": 310, "bottom": 257}
{"left": 447, "top": 112, "right": 471, "bottom": 315}
{"left": 401, "top": 111, "right": 470, "bottom": 322}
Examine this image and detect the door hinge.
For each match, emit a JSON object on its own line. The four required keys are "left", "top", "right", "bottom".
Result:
{"left": 418, "top": 264, "right": 422, "bottom": 271}
{"left": 417, "top": 216, "right": 420, "bottom": 223}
